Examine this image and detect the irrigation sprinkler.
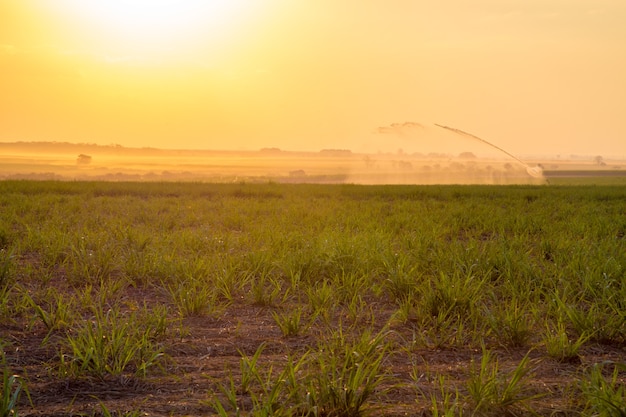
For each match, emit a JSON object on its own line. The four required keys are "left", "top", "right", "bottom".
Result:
{"left": 435, "top": 124, "right": 544, "bottom": 179}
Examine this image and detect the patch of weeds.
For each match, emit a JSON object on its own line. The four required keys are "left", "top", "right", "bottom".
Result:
{"left": 306, "top": 281, "right": 336, "bottom": 325}
{"left": 331, "top": 271, "right": 370, "bottom": 306}
{"left": 209, "top": 343, "right": 308, "bottom": 416}
{"left": 423, "top": 375, "right": 465, "bottom": 417}
{"left": 66, "top": 238, "right": 117, "bottom": 286}
{"left": 0, "top": 228, "right": 9, "bottom": 250}
{"left": 301, "top": 328, "right": 390, "bottom": 417}
{"left": 0, "top": 249, "right": 14, "bottom": 289}
{"left": 60, "top": 307, "right": 166, "bottom": 379}
{"left": 560, "top": 299, "right": 626, "bottom": 346}
{"left": 272, "top": 307, "right": 310, "bottom": 337}
{"left": 381, "top": 252, "right": 421, "bottom": 302}
{"left": 543, "top": 322, "right": 589, "bottom": 363}
{"left": 24, "top": 289, "right": 75, "bottom": 343}
{"left": 345, "top": 294, "right": 372, "bottom": 324}
{"left": 120, "top": 236, "right": 155, "bottom": 287}
{"left": 414, "top": 307, "right": 469, "bottom": 350}
{"left": 389, "top": 293, "right": 419, "bottom": 325}
{"left": 466, "top": 347, "right": 542, "bottom": 416}
{"left": 486, "top": 301, "right": 535, "bottom": 348}
{"left": 210, "top": 328, "right": 391, "bottom": 416}
{"left": 214, "top": 258, "right": 248, "bottom": 302}
{"left": 166, "top": 279, "right": 224, "bottom": 318}
{"left": 580, "top": 362, "right": 626, "bottom": 417}
{"left": 421, "top": 272, "right": 485, "bottom": 321}
{"left": 0, "top": 284, "right": 14, "bottom": 321}
{"left": 1, "top": 348, "right": 29, "bottom": 417}
{"left": 249, "top": 272, "right": 283, "bottom": 307}
{"left": 0, "top": 251, "right": 22, "bottom": 321}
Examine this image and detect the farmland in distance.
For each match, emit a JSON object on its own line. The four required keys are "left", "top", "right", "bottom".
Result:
{"left": 2, "top": 141, "right": 625, "bottom": 185}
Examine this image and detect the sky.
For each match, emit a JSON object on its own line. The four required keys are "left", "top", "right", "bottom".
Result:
{"left": 1, "top": 0, "right": 625, "bottom": 157}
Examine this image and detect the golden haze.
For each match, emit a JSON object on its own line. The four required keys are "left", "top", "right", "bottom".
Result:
{"left": 1, "top": 1, "right": 625, "bottom": 157}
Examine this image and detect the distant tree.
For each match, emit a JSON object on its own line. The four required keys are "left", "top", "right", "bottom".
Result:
{"left": 77, "top": 154, "right": 92, "bottom": 165}
{"left": 594, "top": 155, "right": 606, "bottom": 166}
{"left": 397, "top": 160, "right": 413, "bottom": 169}
{"left": 449, "top": 162, "right": 465, "bottom": 170}
{"left": 260, "top": 147, "right": 282, "bottom": 153}
{"left": 289, "top": 169, "right": 306, "bottom": 177}
{"left": 459, "top": 151, "right": 477, "bottom": 159}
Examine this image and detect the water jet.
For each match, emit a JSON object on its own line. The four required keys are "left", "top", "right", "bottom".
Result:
{"left": 435, "top": 124, "right": 544, "bottom": 179}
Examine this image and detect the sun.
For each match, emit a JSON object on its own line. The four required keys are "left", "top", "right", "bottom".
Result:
{"left": 51, "top": 0, "right": 262, "bottom": 56}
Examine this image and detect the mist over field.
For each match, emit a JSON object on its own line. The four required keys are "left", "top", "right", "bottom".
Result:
{"left": 1, "top": 139, "right": 624, "bottom": 185}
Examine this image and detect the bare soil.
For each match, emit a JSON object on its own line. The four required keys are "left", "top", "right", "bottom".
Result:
{"left": 5, "top": 280, "right": 626, "bottom": 417}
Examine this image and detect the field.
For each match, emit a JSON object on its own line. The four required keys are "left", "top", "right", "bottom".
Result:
{"left": 1, "top": 181, "right": 625, "bottom": 416}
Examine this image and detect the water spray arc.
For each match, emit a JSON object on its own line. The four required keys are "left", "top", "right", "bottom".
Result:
{"left": 434, "top": 124, "right": 544, "bottom": 179}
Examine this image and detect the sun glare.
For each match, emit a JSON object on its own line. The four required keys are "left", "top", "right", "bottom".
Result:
{"left": 52, "top": 0, "right": 261, "bottom": 56}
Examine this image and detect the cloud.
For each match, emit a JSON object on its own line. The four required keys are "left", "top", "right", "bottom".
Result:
{"left": 375, "top": 121, "right": 426, "bottom": 136}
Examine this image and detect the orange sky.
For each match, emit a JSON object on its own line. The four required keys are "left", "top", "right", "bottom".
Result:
{"left": 1, "top": 1, "right": 625, "bottom": 157}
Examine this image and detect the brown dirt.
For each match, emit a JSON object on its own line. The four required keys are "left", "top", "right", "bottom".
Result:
{"left": 4, "top": 282, "right": 626, "bottom": 417}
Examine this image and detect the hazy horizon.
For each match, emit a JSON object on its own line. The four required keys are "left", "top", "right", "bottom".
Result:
{"left": 1, "top": 1, "right": 625, "bottom": 157}
{"left": 2, "top": 137, "right": 624, "bottom": 161}
{"left": 4, "top": 137, "right": 626, "bottom": 186}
